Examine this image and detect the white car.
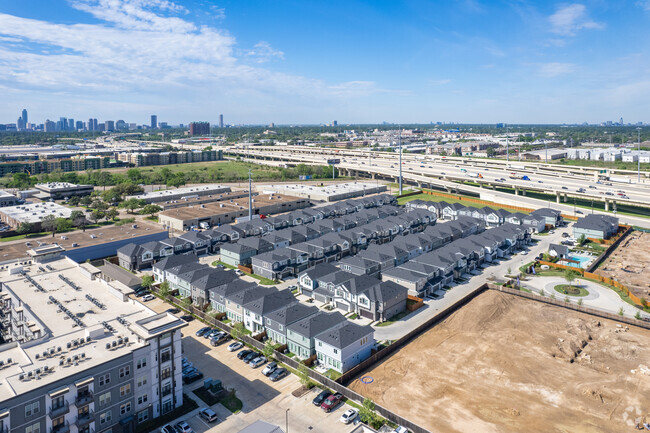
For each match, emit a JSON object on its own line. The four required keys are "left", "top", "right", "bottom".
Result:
{"left": 340, "top": 408, "right": 358, "bottom": 424}
{"left": 227, "top": 341, "right": 243, "bottom": 352}
{"left": 249, "top": 356, "right": 267, "bottom": 368}
{"left": 141, "top": 294, "right": 155, "bottom": 302}
{"left": 394, "top": 427, "right": 408, "bottom": 433}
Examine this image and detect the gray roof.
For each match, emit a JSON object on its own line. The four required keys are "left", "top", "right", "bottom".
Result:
{"left": 300, "top": 263, "right": 340, "bottom": 281}
{"left": 152, "top": 254, "right": 197, "bottom": 272}
{"left": 338, "top": 274, "right": 382, "bottom": 295}
{"left": 243, "top": 289, "right": 297, "bottom": 316}
{"left": 226, "top": 285, "right": 277, "bottom": 306}
{"left": 265, "top": 302, "right": 318, "bottom": 326}
{"left": 314, "top": 321, "right": 373, "bottom": 349}
{"left": 287, "top": 311, "right": 346, "bottom": 339}
{"left": 367, "top": 280, "right": 408, "bottom": 304}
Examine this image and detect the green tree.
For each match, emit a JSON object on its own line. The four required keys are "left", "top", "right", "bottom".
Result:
{"left": 618, "top": 306, "right": 625, "bottom": 316}
{"left": 90, "top": 210, "right": 105, "bottom": 224}
{"left": 296, "top": 362, "right": 311, "bottom": 387}
{"left": 105, "top": 208, "right": 119, "bottom": 221}
{"left": 159, "top": 281, "right": 170, "bottom": 297}
{"left": 120, "top": 198, "right": 146, "bottom": 214}
{"left": 80, "top": 196, "right": 93, "bottom": 206}
{"left": 67, "top": 196, "right": 81, "bottom": 206}
{"left": 16, "top": 222, "right": 34, "bottom": 234}
{"left": 141, "top": 275, "right": 154, "bottom": 289}
{"left": 41, "top": 214, "right": 57, "bottom": 237}
{"left": 142, "top": 204, "right": 162, "bottom": 218}
{"left": 578, "top": 234, "right": 587, "bottom": 246}
{"left": 181, "top": 296, "right": 192, "bottom": 309}
{"left": 564, "top": 268, "right": 579, "bottom": 288}
{"left": 262, "top": 339, "right": 275, "bottom": 359}
{"left": 359, "top": 398, "right": 381, "bottom": 429}
{"left": 230, "top": 321, "right": 246, "bottom": 340}
{"left": 486, "top": 147, "right": 496, "bottom": 157}
{"left": 55, "top": 217, "right": 72, "bottom": 233}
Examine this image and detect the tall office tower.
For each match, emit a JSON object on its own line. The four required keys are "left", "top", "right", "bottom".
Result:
{"left": 151, "top": 115, "right": 158, "bottom": 129}
{"left": 88, "top": 118, "right": 94, "bottom": 131}
{"left": 92, "top": 118, "right": 98, "bottom": 131}
{"left": 75, "top": 120, "right": 84, "bottom": 130}
{"left": 188, "top": 121, "right": 210, "bottom": 135}
{"left": 332, "top": 120, "right": 338, "bottom": 126}
{"left": 116, "top": 120, "right": 126, "bottom": 130}
{"left": 68, "top": 119, "right": 75, "bottom": 130}
{"left": 21, "top": 109, "right": 28, "bottom": 126}
{"left": 60, "top": 117, "right": 68, "bottom": 130}
{"left": 219, "top": 114, "right": 223, "bottom": 128}
{"left": 16, "top": 117, "right": 24, "bottom": 130}
{"left": 105, "top": 120, "right": 115, "bottom": 131}
{"left": 44, "top": 119, "right": 55, "bottom": 132}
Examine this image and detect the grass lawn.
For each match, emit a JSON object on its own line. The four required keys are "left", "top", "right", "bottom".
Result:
{"left": 0, "top": 232, "right": 49, "bottom": 242}
{"left": 375, "top": 311, "right": 409, "bottom": 327}
{"left": 397, "top": 191, "right": 527, "bottom": 213}
{"left": 192, "top": 387, "right": 220, "bottom": 406}
{"left": 144, "top": 215, "right": 159, "bottom": 222}
{"left": 214, "top": 261, "right": 277, "bottom": 285}
{"left": 219, "top": 393, "right": 243, "bottom": 414}
{"left": 554, "top": 284, "right": 589, "bottom": 297}
{"left": 323, "top": 369, "right": 342, "bottom": 381}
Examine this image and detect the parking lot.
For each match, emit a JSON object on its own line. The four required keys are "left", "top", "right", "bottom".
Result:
{"left": 145, "top": 297, "right": 359, "bottom": 433}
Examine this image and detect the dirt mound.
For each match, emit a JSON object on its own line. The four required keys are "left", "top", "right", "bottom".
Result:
{"left": 595, "top": 231, "right": 650, "bottom": 299}
{"left": 350, "top": 291, "right": 650, "bottom": 433}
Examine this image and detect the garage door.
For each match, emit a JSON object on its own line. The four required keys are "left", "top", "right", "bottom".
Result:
{"left": 335, "top": 302, "right": 349, "bottom": 312}
{"left": 359, "top": 308, "right": 374, "bottom": 319}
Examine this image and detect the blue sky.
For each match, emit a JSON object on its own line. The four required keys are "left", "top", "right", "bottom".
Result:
{"left": 0, "top": 0, "right": 649, "bottom": 125}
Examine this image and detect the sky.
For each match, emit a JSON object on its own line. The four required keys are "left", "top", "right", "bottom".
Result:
{"left": 0, "top": 0, "right": 649, "bottom": 125}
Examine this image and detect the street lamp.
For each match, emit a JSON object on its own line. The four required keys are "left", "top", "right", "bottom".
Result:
{"left": 285, "top": 408, "right": 290, "bottom": 433}
{"left": 637, "top": 127, "right": 642, "bottom": 183}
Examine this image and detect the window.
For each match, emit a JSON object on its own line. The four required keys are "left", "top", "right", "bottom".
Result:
{"left": 136, "top": 358, "right": 147, "bottom": 369}
{"left": 137, "top": 394, "right": 148, "bottom": 405}
{"left": 25, "top": 401, "right": 40, "bottom": 417}
{"left": 279, "top": 324, "right": 283, "bottom": 331}
{"left": 25, "top": 423, "right": 40, "bottom": 433}
{"left": 100, "top": 410, "right": 112, "bottom": 424}
{"left": 52, "top": 416, "right": 64, "bottom": 429}
{"left": 120, "top": 384, "right": 131, "bottom": 397}
{"left": 99, "top": 392, "right": 111, "bottom": 406}
{"left": 120, "top": 402, "right": 131, "bottom": 415}
{"left": 161, "top": 367, "right": 171, "bottom": 380}
{"left": 52, "top": 395, "right": 65, "bottom": 410}
{"left": 333, "top": 349, "right": 338, "bottom": 354}
{"left": 137, "top": 376, "right": 147, "bottom": 387}
{"left": 160, "top": 349, "right": 171, "bottom": 363}
{"left": 137, "top": 410, "right": 149, "bottom": 424}
{"left": 318, "top": 341, "right": 322, "bottom": 347}
{"left": 119, "top": 365, "right": 130, "bottom": 378}
{"left": 99, "top": 373, "right": 111, "bottom": 386}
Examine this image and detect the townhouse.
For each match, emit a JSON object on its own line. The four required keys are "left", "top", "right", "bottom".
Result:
{"left": 265, "top": 303, "right": 319, "bottom": 345}
{"left": 224, "top": 285, "right": 278, "bottom": 323}
{"left": 286, "top": 311, "right": 347, "bottom": 360}
{"left": 208, "top": 279, "right": 257, "bottom": 314}
{"left": 314, "top": 322, "right": 374, "bottom": 373}
{"left": 242, "top": 289, "right": 297, "bottom": 333}
{"left": 573, "top": 214, "right": 619, "bottom": 240}
{"left": 117, "top": 240, "right": 173, "bottom": 271}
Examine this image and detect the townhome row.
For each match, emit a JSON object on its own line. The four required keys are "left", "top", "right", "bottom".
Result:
{"left": 406, "top": 200, "right": 563, "bottom": 232}
{"left": 251, "top": 207, "right": 438, "bottom": 281}
{"left": 117, "top": 194, "right": 397, "bottom": 271}
{"left": 151, "top": 254, "right": 375, "bottom": 374}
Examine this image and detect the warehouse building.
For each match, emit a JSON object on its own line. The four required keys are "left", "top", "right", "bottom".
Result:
{"left": 260, "top": 182, "right": 387, "bottom": 202}
{"left": 0, "top": 190, "right": 18, "bottom": 207}
{"left": 34, "top": 182, "right": 94, "bottom": 200}
{"left": 0, "top": 202, "right": 72, "bottom": 230}
{"left": 126, "top": 184, "right": 231, "bottom": 204}
{"left": 158, "top": 193, "right": 309, "bottom": 231}
{"left": 0, "top": 255, "right": 187, "bottom": 433}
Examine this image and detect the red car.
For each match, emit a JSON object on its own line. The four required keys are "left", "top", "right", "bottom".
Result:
{"left": 320, "top": 392, "right": 343, "bottom": 412}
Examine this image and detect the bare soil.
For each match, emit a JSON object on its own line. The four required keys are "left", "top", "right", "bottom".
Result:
{"left": 595, "top": 231, "right": 650, "bottom": 300}
{"left": 350, "top": 291, "right": 650, "bottom": 433}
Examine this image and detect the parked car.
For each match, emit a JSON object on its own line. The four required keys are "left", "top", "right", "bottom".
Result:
{"left": 228, "top": 341, "right": 243, "bottom": 352}
{"left": 287, "top": 285, "right": 297, "bottom": 291}
{"left": 180, "top": 315, "right": 194, "bottom": 322}
{"left": 210, "top": 332, "right": 230, "bottom": 346}
{"left": 321, "top": 392, "right": 343, "bottom": 412}
{"left": 160, "top": 425, "right": 176, "bottom": 433}
{"left": 141, "top": 294, "right": 155, "bottom": 302}
{"left": 204, "top": 329, "right": 220, "bottom": 339}
{"left": 235, "top": 270, "right": 244, "bottom": 276}
{"left": 394, "top": 427, "right": 408, "bottom": 433}
{"left": 249, "top": 356, "right": 267, "bottom": 368}
{"left": 175, "top": 421, "right": 193, "bottom": 433}
{"left": 262, "top": 362, "right": 278, "bottom": 377}
{"left": 183, "top": 371, "right": 203, "bottom": 384}
{"left": 243, "top": 351, "right": 261, "bottom": 363}
{"left": 237, "top": 349, "right": 253, "bottom": 360}
{"left": 562, "top": 232, "right": 569, "bottom": 238}
{"left": 198, "top": 408, "right": 218, "bottom": 423}
{"left": 195, "top": 327, "right": 212, "bottom": 337}
{"left": 269, "top": 368, "right": 288, "bottom": 382}
{"left": 166, "top": 308, "right": 180, "bottom": 314}
{"left": 312, "top": 390, "right": 332, "bottom": 406}
{"left": 340, "top": 408, "right": 358, "bottom": 424}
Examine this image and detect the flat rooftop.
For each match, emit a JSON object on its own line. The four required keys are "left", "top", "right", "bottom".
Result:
{"left": 0, "top": 220, "right": 164, "bottom": 264}
{"left": 159, "top": 193, "right": 303, "bottom": 221}
{"left": 260, "top": 182, "right": 386, "bottom": 198}
{"left": 0, "top": 257, "right": 186, "bottom": 400}
{"left": 127, "top": 184, "right": 231, "bottom": 201}
{"left": 35, "top": 182, "right": 93, "bottom": 192}
{"left": 0, "top": 202, "right": 73, "bottom": 224}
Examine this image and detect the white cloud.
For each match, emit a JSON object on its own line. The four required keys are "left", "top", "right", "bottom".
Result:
{"left": 538, "top": 62, "right": 575, "bottom": 78}
{"left": 635, "top": 1, "right": 650, "bottom": 11}
{"left": 548, "top": 4, "right": 604, "bottom": 36}
{"left": 245, "top": 41, "right": 285, "bottom": 63}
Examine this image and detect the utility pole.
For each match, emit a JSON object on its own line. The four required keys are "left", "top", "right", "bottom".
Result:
{"left": 398, "top": 127, "right": 403, "bottom": 195}
{"left": 248, "top": 169, "right": 252, "bottom": 220}
{"left": 545, "top": 141, "right": 548, "bottom": 164}
{"left": 286, "top": 408, "right": 290, "bottom": 433}
{"left": 506, "top": 125, "right": 509, "bottom": 162}
{"left": 637, "top": 127, "right": 642, "bottom": 183}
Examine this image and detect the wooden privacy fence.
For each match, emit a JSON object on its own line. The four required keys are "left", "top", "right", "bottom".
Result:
{"left": 586, "top": 225, "right": 632, "bottom": 272}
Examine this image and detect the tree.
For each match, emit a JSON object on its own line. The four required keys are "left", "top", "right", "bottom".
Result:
{"left": 486, "top": 147, "right": 496, "bottom": 157}
{"left": 564, "top": 268, "right": 579, "bottom": 288}
{"left": 359, "top": 398, "right": 381, "bottom": 428}
{"left": 90, "top": 210, "right": 105, "bottom": 224}
{"left": 142, "top": 204, "right": 162, "bottom": 218}
{"left": 181, "top": 296, "right": 192, "bottom": 309}
{"left": 105, "top": 208, "right": 119, "bottom": 221}
{"left": 120, "top": 198, "right": 145, "bottom": 214}
{"left": 16, "top": 222, "right": 34, "bottom": 234}
{"left": 55, "top": 217, "right": 72, "bottom": 233}
{"left": 80, "top": 196, "right": 93, "bottom": 206}
{"left": 68, "top": 196, "right": 81, "bottom": 206}
{"left": 262, "top": 339, "right": 275, "bottom": 359}
{"left": 296, "top": 362, "right": 311, "bottom": 387}
{"left": 141, "top": 275, "right": 154, "bottom": 289}
{"left": 230, "top": 322, "right": 246, "bottom": 340}
{"left": 159, "top": 281, "right": 170, "bottom": 297}
{"left": 578, "top": 234, "right": 587, "bottom": 246}
{"left": 41, "top": 214, "right": 57, "bottom": 236}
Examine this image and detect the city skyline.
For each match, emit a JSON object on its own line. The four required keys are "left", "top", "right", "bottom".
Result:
{"left": 1, "top": 1, "right": 649, "bottom": 124}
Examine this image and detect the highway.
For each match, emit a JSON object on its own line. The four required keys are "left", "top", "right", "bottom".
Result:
{"left": 227, "top": 145, "right": 650, "bottom": 228}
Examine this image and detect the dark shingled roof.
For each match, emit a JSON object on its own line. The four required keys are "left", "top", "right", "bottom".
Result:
{"left": 314, "top": 321, "right": 373, "bottom": 349}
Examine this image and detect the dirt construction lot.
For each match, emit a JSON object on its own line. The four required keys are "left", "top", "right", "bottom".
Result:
{"left": 349, "top": 291, "right": 650, "bottom": 433}
{"left": 595, "top": 231, "right": 650, "bottom": 300}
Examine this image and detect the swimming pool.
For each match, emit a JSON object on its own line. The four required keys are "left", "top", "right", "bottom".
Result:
{"left": 567, "top": 255, "right": 591, "bottom": 269}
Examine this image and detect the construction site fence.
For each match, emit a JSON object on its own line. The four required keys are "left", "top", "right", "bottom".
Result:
{"left": 154, "top": 289, "right": 435, "bottom": 433}
{"left": 416, "top": 190, "right": 579, "bottom": 220}
{"left": 585, "top": 225, "right": 633, "bottom": 273}
{"left": 491, "top": 285, "right": 650, "bottom": 331}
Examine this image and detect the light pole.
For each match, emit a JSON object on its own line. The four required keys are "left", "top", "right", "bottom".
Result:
{"left": 506, "top": 125, "right": 509, "bottom": 162}
{"left": 285, "top": 408, "right": 290, "bottom": 433}
{"left": 637, "top": 127, "right": 641, "bottom": 183}
{"left": 398, "top": 127, "right": 403, "bottom": 195}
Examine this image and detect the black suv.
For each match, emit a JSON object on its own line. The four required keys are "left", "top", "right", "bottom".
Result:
{"left": 312, "top": 390, "right": 332, "bottom": 406}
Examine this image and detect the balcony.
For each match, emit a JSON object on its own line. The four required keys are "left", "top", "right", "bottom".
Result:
{"left": 49, "top": 401, "right": 70, "bottom": 418}
{"left": 50, "top": 422, "right": 70, "bottom": 433}
{"left": 75, "top": 411, "right": 94, "bottom": 428}
{"left": 75, "top": 392, "right": 93, "bottom": 406}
